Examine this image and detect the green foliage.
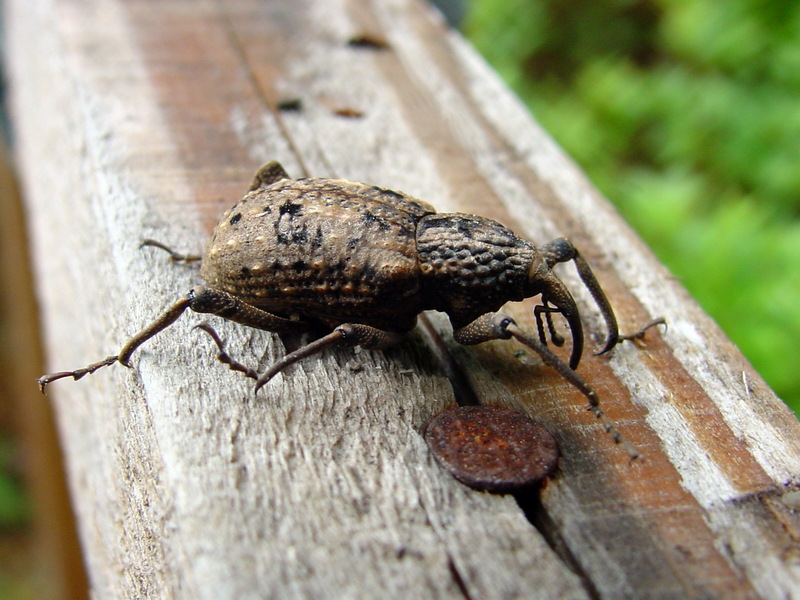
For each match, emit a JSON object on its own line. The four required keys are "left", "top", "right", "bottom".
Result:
{"left": 465, "top": 0, "right": 800, "bottom": 411}
{"left": 0, "top": 437, "right": 28, "bottom": 529}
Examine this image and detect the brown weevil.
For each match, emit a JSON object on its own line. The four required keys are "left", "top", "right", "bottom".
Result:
{"left": 39, "top": 161, "right": 661, "bottom": 455}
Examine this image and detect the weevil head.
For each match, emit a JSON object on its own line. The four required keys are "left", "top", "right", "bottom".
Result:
{"left": 526, "top": 258, "right": 584, "bottom": 370}
{"left": 416, "top": 213, "right": 585, "bottom": 369}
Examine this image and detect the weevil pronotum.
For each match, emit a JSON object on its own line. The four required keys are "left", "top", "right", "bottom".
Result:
{"left": 39, "top": 161, "right": 662, "bottom": 456}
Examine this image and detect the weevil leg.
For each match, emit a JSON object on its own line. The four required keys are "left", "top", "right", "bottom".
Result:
{"left": 140, "top": 239, "right": 202, "bottom": 264}
{"left": 618, "top": 318, "right": 666, "bottom": 346}
{"left": 533, "top": 303, "right": 565, "bottom": 347}
{"left": 38, "top": 296, "right": 192, "bottom": 392}
{"left": 194, "top": 323, "right": 260, "bottom": 381}
{"left": 254, "top": 323, "right": 406, "bottom": 392}
{"left": 187, "top": 286, "right": 306, "bottom": 333}
{"left": 453, "top": 312, "right": 639, "bottom": 458}
{"left": 38, "top": 286, "right": 308, "bottom": 392}
{"left": 249, "top": 160, "right": 290, "bottom": 191}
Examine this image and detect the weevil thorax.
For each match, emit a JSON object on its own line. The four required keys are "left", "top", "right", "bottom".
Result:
{"left": 416, "top": 213, "right": 540, "bottom": 327}
{"left": 416, "top": 212, "right": 585, "bottom": 367}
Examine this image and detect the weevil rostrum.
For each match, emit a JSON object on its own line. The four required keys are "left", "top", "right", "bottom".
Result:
{"left": 39, "top": 161, "right": 661, "bottom": 456}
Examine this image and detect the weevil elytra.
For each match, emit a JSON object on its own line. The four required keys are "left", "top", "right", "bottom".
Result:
{"left": 40, "top": 161, "right": 661, "bottom": 455}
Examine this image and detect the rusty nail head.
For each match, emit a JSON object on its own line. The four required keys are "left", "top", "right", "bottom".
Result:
{"left": 425, "top": 406, "right": 559, "bottom": 493}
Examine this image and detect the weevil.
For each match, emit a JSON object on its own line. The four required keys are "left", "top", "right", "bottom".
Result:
{"left": 39, "top": 161, "right": 661, "bottom": 455}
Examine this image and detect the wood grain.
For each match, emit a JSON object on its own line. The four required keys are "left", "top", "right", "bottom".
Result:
{"left": 8, "top": 0, "right": 800, "bottom": 598}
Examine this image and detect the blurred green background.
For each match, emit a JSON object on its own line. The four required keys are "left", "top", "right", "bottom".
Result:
{"left": 464, "top": 0, "right": 800, "bottom": 413}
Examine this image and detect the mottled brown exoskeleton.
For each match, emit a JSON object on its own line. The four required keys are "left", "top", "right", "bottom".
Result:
{"left": 40, "top": 161, "right": 659, "bottom": 455}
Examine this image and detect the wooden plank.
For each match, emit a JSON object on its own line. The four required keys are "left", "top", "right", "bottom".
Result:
{"left": 7, "top": 0, "right": 800, "bottom": 598}
{"left": 0, "top": 141, "right": 88, "bottom": 598}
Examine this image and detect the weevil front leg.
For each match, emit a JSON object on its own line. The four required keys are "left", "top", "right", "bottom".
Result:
{"left": 453, "top": 312, "right": 639, "bottom": 458}
{"left": 37, "top": 286, "right": 307, "bottom": 392}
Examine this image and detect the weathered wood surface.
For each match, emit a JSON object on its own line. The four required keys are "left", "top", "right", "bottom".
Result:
{"left": 8, "top": 0, "right": 800, "bottom": 598}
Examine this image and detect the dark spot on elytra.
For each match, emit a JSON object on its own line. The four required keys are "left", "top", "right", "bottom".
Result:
{"left": 260, "top": 205, "right": 272, "bottom": 214}
{"left": 372, "top": 186, "right": 404, "bottom": 201}
{"left": 454, "top": 217, "right": 479, "bottom": 238}
{"left": 240, "top": 266, "right": 251, "bottom": 278}
{"left": 312, "top": 226, "right": 324, "bottom": 249}
{"left": 276, "top": 224, "right": 308, "bottom": 245}
{"left": 361, "top": 210, "right": 391, "bottom": 231}
{"left": 275, "top": 200, "right": 308, "bottom": 244}
{"left": 279, "top": 200, "right": 302, "bottom": 217}
{"left": 359, "top": 263, "right": 378, "bottom": 283}
{"left": 347, "top": 237, "right": 360, "bottom": 251}
{"left": 229, "top": 213, "right": 242, "bottom": 225}
{"left": 292, "top": 260, "right": 306, "bottom": 272}
{"left": 277, "top": 98, "right": 303, "bottom": 111}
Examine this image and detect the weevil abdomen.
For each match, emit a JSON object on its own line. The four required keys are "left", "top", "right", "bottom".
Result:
{"left": 200, "top": 177, "right": 436, "bottom": 331}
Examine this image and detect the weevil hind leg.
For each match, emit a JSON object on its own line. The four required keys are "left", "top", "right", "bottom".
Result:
{"left": 38, "top": 355, "right": 122, "bottom": 392}
{"left": 38, "top": 286, "right": 307, "bottom": 392}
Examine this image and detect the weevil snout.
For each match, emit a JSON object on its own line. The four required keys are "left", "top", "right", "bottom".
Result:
{"left": 529, "top": 266, "right": 584, "bottom": 370}
{"left": 532, "top": 237, "right": 626, "bottom": 369}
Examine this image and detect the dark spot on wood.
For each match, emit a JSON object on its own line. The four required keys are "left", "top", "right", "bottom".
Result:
{"left": 333, "top": 107, "right": 364, "bottom": 118}
{"left": 347, "top": 34, "right": 389, "bottom": 50}
{"left": 277, "top": 98, "right": 303, "bottom": 111}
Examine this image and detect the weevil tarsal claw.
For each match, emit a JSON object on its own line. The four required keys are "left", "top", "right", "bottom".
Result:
{"left": 37, "top": 355, "right": 122, "bottom": 393}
